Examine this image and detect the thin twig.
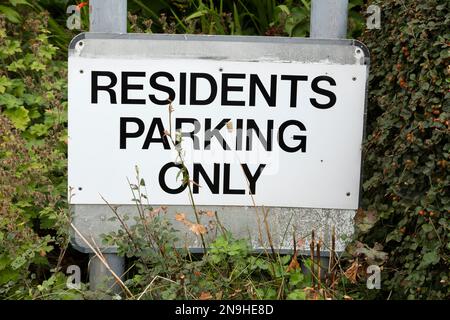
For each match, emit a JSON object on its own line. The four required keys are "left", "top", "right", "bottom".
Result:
{"left": 331, "top": 226, "right": 336, "bottom": 292}
{"left": 70, "top": 223, "right": 133, "bottom": 298}
{"left": 166, "top": 101, "right": 207, "bottom": 251}
{"left": 126, "top": 175, "right": 157, "bottom": 252}
{"left": 214, "top": 211, "right": 228, "bottom": 239}
{"left": 101, "top": 196, "right": 136, "bottom": 246}
{"left": 137, "top": 275, "right": 179, "bottom": 300}
{"left": 310, "top": 230, "right": 315, "bottom": 288}
{"left": 262, "top": 206, "right": 276, "bottom": 259}
{"left": 317, "top": 238, "right": 322, "bottom": 291}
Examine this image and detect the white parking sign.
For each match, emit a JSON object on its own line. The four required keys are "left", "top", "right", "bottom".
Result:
{"left": 68, "top": 34, "right": 368, "bottom": 210}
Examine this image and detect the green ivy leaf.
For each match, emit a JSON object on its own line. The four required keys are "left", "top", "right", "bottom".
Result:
{"left": 7, "top": 59, "right": 25, "bottom": 72}
{"left": 185, "top": 10, "right": 209, "bottom": 21}
{"left": 289, "top": 270, "right": 304, "bottom": 286}
{"left": 422, "top": 224, "right": 433, "bottom": 233}
{"left": 284, "top": 7, "right": 308, "bottom": 37}
{"left": 420, "top": 251, "right": 440, "bottom": 268}
{"left": 30, "top": 61, "right": 46, "bottom": 72}
{"left": 287, "top": 289, "right": 306, "bottom": 300}
{"left": 0, "top": 5, "right": 21, "bottom": 23}
{"left": 9, "top": 0, "right": 31, "bottom": 6}
{"left": 0, "top": 93, "right": 23, "bottom": 109}
{"left": 0, "top": 75, "right": 11, "bottom": 93}
{"left": 29, "top": 123, "right": 49, "bottom": 137}
{"left": 4, "top": 106, "right": 30, "bottom": 130}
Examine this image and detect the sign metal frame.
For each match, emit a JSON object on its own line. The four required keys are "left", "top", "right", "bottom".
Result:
{"left": 68, "top": 33, "right": 370, "bottom": 255}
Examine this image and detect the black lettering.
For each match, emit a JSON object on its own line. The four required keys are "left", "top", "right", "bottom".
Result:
{"left": 91, "top": 71, "right": 117, "bottom": 104}
{"left": 175, "top": 118, "right": 201, "bottom": 150}
{"left": 241, "top": 164, "right": 266, "bottom": 194}
{"left": 190, "top": 73, "right": 218, "bottom": 105}
{"left": 221, "top": 73, "right": 246, "bottom": 106}
{"left": 121, "top": 71, "right": 145, "bottom": 104}
{"left": 149, "top": 72, "right": 175, "bottom": 105}
{"left": 278, "top": 120, "right": 307, "bottom": 153}
{"left": 249, "top": 74, "right": 277, "bottom": 107}
{"left": 236, "top": 119, "right": 243, "bottom": 151}
{"left": 142, "top": 118, "right": 170, "bottom": 149}
{"left": 280, "top": 75, "right": 308, "bottom": 108}
{"left": 159, "top": 162, "right": 186, "bottom": 194}
{"left": 120, "top": 117, "right": 144, "bottom": 149}
{"left": 179, "top": 72, "right": 186, "bottom": 105}
{"left": 246, "top": 119, "right": 273, "bottom": 151}
{"left": 193, "top": 163, "right": 220, "bottom": 194}
{"left": 223, "top": 163, "right": 245, "bottom": 194}
{"left": 310, "top": 76, "right": 337, "bottom": 109}
{"left": 204, "top": 118, "right": 231, "bottom": 150}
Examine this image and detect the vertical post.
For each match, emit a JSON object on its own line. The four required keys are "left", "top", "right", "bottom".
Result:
{"left": 89, "top": 253, "right": 125, "bottom": 293}
{"left": 310, "top": 0, "right": 349, "bottom": 39}
{"left": 309, "top": 0, "right": 349, "bottom": 278}
{"left": 88, "top": 0, "right": 127, "bottom": 295}
{"left": 89, "top": 0, "right": 127, "bottom": 33}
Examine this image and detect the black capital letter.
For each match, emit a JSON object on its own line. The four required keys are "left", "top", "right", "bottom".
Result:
{"left": 223, "top": 163, "right": 245, "bottom": 194}
{"left": 204, "top": 118, "right": 231, "bottom": 150}
{"left": 310, "top": 76, "right": 337, "bottom": 109}
{"left": 278, "top": 120, "right": 307, "bottom": 153}
{"left": 242, "top": 164, "right": 266, "bottom": 195}
{"left": 280, "top": 75, "right": 308, "bottom": 108}
{"left": 249, "top": 74, "right": 277, "bottom": 107}
{"left": 159, "top": 162, "right": 187, "bottom": 194}
{"left": 120, "top": 117, "right": 144, "bottom": 149}
{"left": 175, "top": 118, "right": 201, "bottom": 150}
{"left": 193, "top": 163, "right": 220, "bottom": 194}
{"left": 190, "top": 73, "right": 218, "bottom": 105}
{"left": 91, "top": 71, "right": 117, "bottom": 104}
{"left": 121, "top": 72, "right": 146, "bottom": 104}
{"left": 221, "top": 73, "right": 246, "bottom": 106}
{"left": 149, "top": 72, "right": 175, "bottom": 105}
{"left": 142, "top": 118, "right": 170, "bottom": 149}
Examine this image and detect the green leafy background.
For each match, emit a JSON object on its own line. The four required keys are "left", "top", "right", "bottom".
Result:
{"left": 0, "top": 0, "right": 448, "bottom": 300}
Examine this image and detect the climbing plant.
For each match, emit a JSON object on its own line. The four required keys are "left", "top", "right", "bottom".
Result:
{"left": 352, "top": 0, "right": 449, "bottom": 299}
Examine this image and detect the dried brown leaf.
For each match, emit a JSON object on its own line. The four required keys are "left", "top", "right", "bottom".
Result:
{"left": 190, "top": 223, "right": 207, "bottom": 235}
{"left": 175, "top": 213, "right": 186, "bottom": 222}
{"left": 286, "top": 255, "right": 300, "bottom": 272}
{"left": 343, "top": 260, "right": 360, "bottom": 284}
{"left": 199, "top": 292, "right": 212, "bottom": 300}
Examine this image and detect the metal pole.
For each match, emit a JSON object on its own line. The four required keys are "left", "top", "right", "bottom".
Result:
{"left": 88, "top": 0, "right": 126, "bottom": 295}
{"left": 89, "top": 0, "right": 127, "bottom": 33}
{"left": 89, "top": 253, "right": 125, "bottom": 293}
{"left": 309, "top": 0, "right": 349, "bottom": 278}
{"left": 310, "top": 0, "right": 349, "bottom": 39}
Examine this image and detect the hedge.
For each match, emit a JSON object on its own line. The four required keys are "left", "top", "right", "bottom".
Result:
{"left": 355, "top": 0, "right": 449, "bottom": 299}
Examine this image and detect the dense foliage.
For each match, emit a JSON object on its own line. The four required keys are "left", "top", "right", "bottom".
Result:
{"left": 0, "top": 6, "right": 76, "bottom": 298}
{"left": 0, "top": 0, "right": 447, "bottom": 300}
{"left": 353, "top": 0, "right": 449, "bottom": 299}
{"left": 101, "top": 178, "right": 315, "bottom": 300}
